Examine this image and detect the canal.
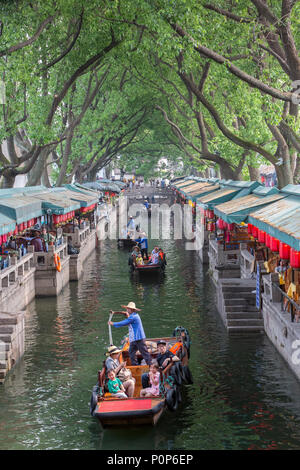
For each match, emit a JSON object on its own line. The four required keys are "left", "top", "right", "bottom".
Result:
{"left": 1, "top": 233, "right": 300, "bottom": 450}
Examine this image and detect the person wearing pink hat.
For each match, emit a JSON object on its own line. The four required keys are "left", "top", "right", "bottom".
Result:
{"left": 108, "top": 302, "right": 152, "bottom": 366}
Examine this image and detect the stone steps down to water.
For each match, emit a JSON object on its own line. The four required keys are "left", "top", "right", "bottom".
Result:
{"left": 219, "top": 279, "right": 264, "bottom": 334}
{"left": 0, "top": 312, "right": 25, "bottom": 384}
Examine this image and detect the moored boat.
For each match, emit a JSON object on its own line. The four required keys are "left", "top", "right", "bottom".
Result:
{"left": 90, "top": 326, "right": 192, "bottom": 427}
{"left": 118, "top": 238, "right": 138, "bottom": 249}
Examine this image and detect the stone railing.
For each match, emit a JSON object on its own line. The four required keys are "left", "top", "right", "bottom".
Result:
{"left": 27, "top": 237, "right": 68, "bottom": 268}
{"left": 209, "top": 237, "right": 240, "bottom": 268}
{"left": 64, "top": 223, "right": 92, "bottom": 249}
{"left": 240, "top": 244, "right": 255, "bottom": 279}
{"left": 0, "top": 253, "right": 34, "bottom": 290}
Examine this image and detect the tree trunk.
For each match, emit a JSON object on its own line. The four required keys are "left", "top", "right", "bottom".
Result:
{"left": 219, "top": 162, "right": 237, "bottom": 180}
{"left": 27, "top": 148, "right": 51, "bottom": 186}
{"left": 276, "top": 164, "right": 293, "bottom": 189}
{"left": 248, "top": 165, "right": 260, "bottom": 182}
{"left": 0, "top": 172, "right": 16, "bottom": 188}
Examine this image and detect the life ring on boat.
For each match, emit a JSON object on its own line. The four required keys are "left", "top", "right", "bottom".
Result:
{"left": 166, "top": 387, "right": 178, "bottom": 412}
{"left": 181, "top": 365, "right": 193, "bottom": 385}
{"left": 170, "top": 363, "right": 182, "bottom": 386}
{"left": 54, "top": 253, "right": 61, "bottom": 272}
{"left": 175, "top": 384, "right": 182, "bottom": 404}
{"left": 90, "top": 386, "right": 99, "bottom": 416}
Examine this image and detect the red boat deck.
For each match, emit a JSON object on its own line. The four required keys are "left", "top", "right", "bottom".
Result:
{"left": 97, "top": 398, "right": 153, "bottom": 413}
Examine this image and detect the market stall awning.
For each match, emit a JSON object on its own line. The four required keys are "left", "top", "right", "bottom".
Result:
{"left": 82, "top": 181, "right": 120, "bottom": 193}
{"left": 62, "top": 185, "right": 99, "bottom": 207}
{"left": 0, "top": 195, "right": 43, "bottom": 224}
{"left": 187, "top": 183, "right": 220, "bottom": 201}
{"left": 29, "top": 191, "right": 80, "bottom": 215}
{"left": 0, "top": 213, "right": 18, "bottom": 236}
{"left": 214, "top": 187, "right": 284, "bottom": 224}
{"left": 197, "top": 181, "right": 261, "bottom": 210}
{"left": 181, "top": 181, "right": 213, "bottom": 194}
{"left": 248, "top": 185, "right": 300, "bottom": 250}
{"left": 174, "top": 178, "right": 199, "bottom": 189}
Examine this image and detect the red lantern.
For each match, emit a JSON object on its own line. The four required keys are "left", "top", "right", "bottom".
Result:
{"left": 258, "top": 229, "right": 265, "bottom": 243}
{"left": 247, "top": 223, "right": 253, "bottom": 234}
{"left": 265, "top": 233, "right": 271, "bottom": 248}
{"left": 207, "top": 222, "right": 215, "bottom": 232}
{"left": 290, "top": 249, "right": 300, "bottom": 268}
{"left": 226, "top": 223, "right": 235, "bottom": 231}
{"left": 217, "top": 218, "right": 226, "bottom": 230}
{"left": 207, "top": 210, "right": 214, "bottom": 219}
{"left": 270, "top": 237, "right": 279, "bottom": 252}
{"left": 13, "top": 225, "right": 18, "bottom": 235}
{"left": 279, "top": 242, "right": 290, "bottom": 260}
{"left": 252, "top": 226, "right": 258, "bottom": 238}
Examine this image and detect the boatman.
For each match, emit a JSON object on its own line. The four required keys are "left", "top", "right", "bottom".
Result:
{"left": 135, "top": 231, "right": 148, "bottom": 259}
{"left": 108, "top": 302, "right": 152, "bottom": 366}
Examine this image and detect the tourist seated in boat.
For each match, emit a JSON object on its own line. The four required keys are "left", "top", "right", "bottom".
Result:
{"left": 156, "top": 340, "right": 180, "bottom": 369}
{"left": 105, "top": 345, "right": 135, "bottom": 398}
{"left": 136, "top": 253, "right": 144, "bottom": 266}
{"left": 148, "top": 246, "right": 160, "bottom": 265}
{"left": 106, "top": 369, "right": 128, "bottom": 398}
{"left": 142, "top": 341, "right": 180, "bottom": 388}
{"left": 140, "top": 362, "right": 160, "bottom": 397}
{"left": 158, "top": 248, "right": 166, "bottom": 266}
{"left": 131, "top": 245, "right": 141, "bottom": 265}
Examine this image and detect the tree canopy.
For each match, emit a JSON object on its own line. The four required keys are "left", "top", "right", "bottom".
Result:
{"left": 0, "top": 0, "right": 299, "bottom": 188}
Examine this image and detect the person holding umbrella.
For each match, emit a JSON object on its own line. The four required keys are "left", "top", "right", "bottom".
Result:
{"left": 108, "top": 302, "right": 152, "bottom": 366}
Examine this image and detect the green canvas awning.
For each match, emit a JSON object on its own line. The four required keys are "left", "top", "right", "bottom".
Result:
{"left": 214, "top": 191, "right": 284, "bottom": 224}
{"left": 0, "top": 195, "right": 43, "bottom": 224}
{"left": 197, "top": 187, "right": 241, "bottom": 209}
{"left": 61, "top": 185, "right": 99, "bottom": 207}
{"left": 187, "top": 184, "right": 220, "bottom": 202}
{"left": 248, "top": 185, "right": 300, "bottom": 250}
{"left": 178, "top": 182, "right": 211, "bottom": 197}
{"left": 197, "top": 181, "right": 261, "bottom": 210}
{"left": 29, "top": 192, "right": 80, "bottom": 215}
{"left": 0, "top": 213, "right": 17, "bottom": 236}
{"left": 174, "top": 178, "right": 198, "bottom": 189}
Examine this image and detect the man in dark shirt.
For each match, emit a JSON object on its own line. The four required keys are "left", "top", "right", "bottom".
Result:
{"left": 141, "top": 340, "right": 180, "bottom": 388}
{"left": 156, "top": 340, "right": 180, "bottom": 368}
{"left": 31, "top": 231, "right": 44, "bottom": 252}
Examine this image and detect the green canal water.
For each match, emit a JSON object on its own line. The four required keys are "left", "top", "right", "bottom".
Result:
{"left": 1, "top": 236, "right": 300, "bottom": 450}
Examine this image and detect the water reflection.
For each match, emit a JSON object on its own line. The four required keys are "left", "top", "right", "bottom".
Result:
{"left": 1, "top": 238, "right": 300, "bottom": 449}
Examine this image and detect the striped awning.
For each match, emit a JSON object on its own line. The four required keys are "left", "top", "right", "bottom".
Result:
{"left": 214, "top": 191, "right": 285, "bottom": 224}
{"left": 248, "top": 194, "right": 300, "bottom": 250}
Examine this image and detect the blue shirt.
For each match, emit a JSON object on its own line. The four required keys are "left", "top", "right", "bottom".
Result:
{"left": 135, "top": 237, "right": 148, "bottom": 250}
{"left": 113, "top": 312, "right": 146, "bottom": 342}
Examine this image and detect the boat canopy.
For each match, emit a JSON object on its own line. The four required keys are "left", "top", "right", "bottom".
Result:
{"left": 248, "top": 185, "right": 300, "bottom": 250}
{"left": 214, "top": 188, "right": 284, "bottom": 224}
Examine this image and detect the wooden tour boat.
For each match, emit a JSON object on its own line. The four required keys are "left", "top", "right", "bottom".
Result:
{"left": 90, "top": 321, "right": 192, "bottom": 427}
{"left": 118, "top": 238, "right": 137, "bottom": 249}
